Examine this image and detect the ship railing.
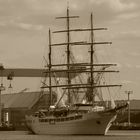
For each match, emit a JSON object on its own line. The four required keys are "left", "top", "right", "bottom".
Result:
{"left": 39, "top": 115, "right": 83, "bottom": 123}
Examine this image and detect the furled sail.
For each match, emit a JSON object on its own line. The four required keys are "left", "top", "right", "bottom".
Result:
{"left": 55, "top": 78, "right": 66, "bottom": 108}
{"left": 110, "top": 95, "right": 116, "bottom": 109}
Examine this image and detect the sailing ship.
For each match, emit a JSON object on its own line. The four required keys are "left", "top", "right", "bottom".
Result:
{"left": 25, "top": 8, "right": 128, "bottom": 135}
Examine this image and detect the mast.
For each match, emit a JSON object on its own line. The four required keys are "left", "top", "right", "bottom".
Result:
{"left": 66, "top": 7, "right": 71, "bottom": 104}
{"left": 48, "top": 29, "right": 52, "bottom": 106}
{"left": 90, "top": 13, "right": 95, "bottom": 103}
{"left": 55, "top": 7, "right": 79, "bottom": 104}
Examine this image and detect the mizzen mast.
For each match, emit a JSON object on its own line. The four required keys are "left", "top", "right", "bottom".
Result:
{"left": 90, "top": 13, "right": 94, "bottom": 103}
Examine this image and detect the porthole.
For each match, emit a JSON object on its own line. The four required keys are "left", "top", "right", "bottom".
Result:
{"left": 96, "top": 120, "right": 101, "bottom": 124}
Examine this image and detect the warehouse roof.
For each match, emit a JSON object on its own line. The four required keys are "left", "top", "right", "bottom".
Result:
{"left": 1, "top": 91, "right": 47, "bottom": 109}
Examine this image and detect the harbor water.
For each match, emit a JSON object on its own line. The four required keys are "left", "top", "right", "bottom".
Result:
{"left": 0, "top": 130, "right": 140, "bottom": 140}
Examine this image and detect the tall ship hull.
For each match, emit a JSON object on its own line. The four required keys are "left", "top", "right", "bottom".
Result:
{"left": 26, "top": 110, "right": 117, "bottom": 135}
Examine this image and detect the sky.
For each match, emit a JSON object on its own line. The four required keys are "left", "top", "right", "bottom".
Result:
{"left": 0, "top": 0, "right": 140, "bottom": 99}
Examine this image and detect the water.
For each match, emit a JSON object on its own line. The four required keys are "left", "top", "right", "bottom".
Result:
{"left": 0, "top": 130, "right": 140, "bottom": 140}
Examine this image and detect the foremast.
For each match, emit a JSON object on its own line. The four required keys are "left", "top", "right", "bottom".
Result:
{"left": 66, "top": 8, "right": 70, "bottom": 104}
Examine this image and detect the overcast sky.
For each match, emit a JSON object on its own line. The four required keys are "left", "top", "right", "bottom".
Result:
{"left": 0, "top": 0, "right": 140, "bottom": 99}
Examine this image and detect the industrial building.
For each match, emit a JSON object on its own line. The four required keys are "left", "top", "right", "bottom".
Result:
{"left": 1, "top": 91, "right": 56, "bottom": 130}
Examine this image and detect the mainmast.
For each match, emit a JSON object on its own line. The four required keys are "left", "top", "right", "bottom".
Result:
{"left": 66, "top": 8, "right": 71, "bottom": 104}
{"left": 55, "top": 7, "right": 79, "bottom": 104}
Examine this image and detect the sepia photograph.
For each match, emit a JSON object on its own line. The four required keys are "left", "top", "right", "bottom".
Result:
{"left": 0, "top": 0, "right": 140, "bottom": 139}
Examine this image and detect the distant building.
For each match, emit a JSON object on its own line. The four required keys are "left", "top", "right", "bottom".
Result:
{"left": 129, "top": 100, "right": 140, "bottom": 111}
{"left": 1, "top": 91, "right": 56, "bottom": 130}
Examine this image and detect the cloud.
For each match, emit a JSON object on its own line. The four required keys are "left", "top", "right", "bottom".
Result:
{"left": 117, "top": 12, "right": 139, "bottom": 20}
{"left": 0, "top": 22, "right": 6, "bottom": 26}
{"left": 125, "top": 64, "right": 133, "bottom": 68}
{"left": 0, "top": 0, "right": 138, "bottom": 31}
{"left": 89, "top": 0, "right": 136, "bottom": 12}
{"left": 24, "top": 0, "right": 68, "bottom": 15}
{"left": 16, "top": 22, "right": 44, "bottom": 31}
{"left": 88, "top": 0, "right": 139, "bottom": 25}
{"left": 129, "top": 52, "right": 140, "bottom": 57}
{"left": 116, "top": 63, "right": 122, "bottom": 68}
{"left": 121, "top": 80, "right": 133, "bottom": 84}
{"left": 108, "top": 0, "right": 136, "bottom": 12}
{"left": 112, "top": 31, "right": 140, "bottom": 41}
{"left": 135, "top": 65, "right": 140, "bottom": 69}
{"left": 0, "top": 18, "right": 44, "bottom": 32}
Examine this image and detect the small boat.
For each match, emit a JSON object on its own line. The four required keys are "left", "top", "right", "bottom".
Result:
{"left": 25, "top": 7, "right": 127, "bottom": 135}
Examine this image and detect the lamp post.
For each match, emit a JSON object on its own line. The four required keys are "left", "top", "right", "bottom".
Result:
{"left": 125, "top": 90, "right": 133, "bottom": 126}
